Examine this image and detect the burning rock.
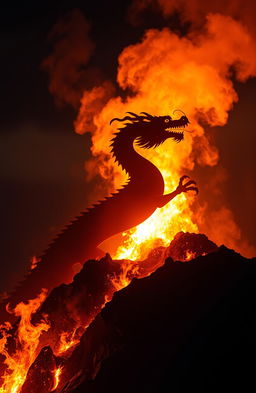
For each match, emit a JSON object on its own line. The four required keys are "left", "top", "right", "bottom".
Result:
{"left": 57, "top": 246, "right": 256, "bottom": 393}
{"left": 20, "top": 346, "right": 60, "bottom": 393}
{"left": 33, "top": 255, "right": 129, "bottom": 354}
{"left": 165, "top": 231, "right": 218, "bottom": 261}
{"left": 1, "top": 233, "right": 253, "bottom": 393}
{"left": 138, "top": 231, "right": 218, "bottom": 275}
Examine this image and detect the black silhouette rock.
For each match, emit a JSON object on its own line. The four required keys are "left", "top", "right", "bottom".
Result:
{"left": 14, "top": 232, "right": 219, "bottom": 392}
{"left": 165, "top": 231, "right": 218, "bottom": 261}
{"left": 5, "top": 112, "right": 193, "bottom": 309}
{"left": 33, "top": 232, "right": 217, "bottom": 352}
{"left": 33, "top": 255, "right": 122, "bottom": 353}
{"left": 57, "top": 246, "right": 256, "bottom": 393}
{"left": 14, "top": 233, "right": 255, "bottom": 393}
{"left": 20, "top": 346, "right": 58, "bottom": 393}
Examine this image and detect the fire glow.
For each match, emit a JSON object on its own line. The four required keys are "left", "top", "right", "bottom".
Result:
{"left": 56, "top": 330, "right": 80, "bottom": 356}
{"left": 52, "top": 367, "right": 62, "bottom": 392}
{"left": 1, "top": 6, "right": 256, "bottom": 393}
{"left": 114, "top": 186, "right": 197, "bottom": 261}
{"left": 0, "top": 291, "right": 49, "bottom": 393}
{"left": 76, "top": 13, "right": 256, "bottom": 259}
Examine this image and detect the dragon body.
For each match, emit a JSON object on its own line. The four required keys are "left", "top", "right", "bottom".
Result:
{"left": 3, "top": 111, "right": 198, "bottom": 315}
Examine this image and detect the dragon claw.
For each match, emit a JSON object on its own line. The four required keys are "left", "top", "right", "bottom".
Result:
{"left": 184, "top": 180, "right": 197, "bottom": 187}
{"left": 179, "top": 175, "right": 190, "bottom": 185}
{"left": 177, "top": 175, "right": 199, "bottom": 195}
{"left": 185, "top": 186, "right": 199, "bottom": 194}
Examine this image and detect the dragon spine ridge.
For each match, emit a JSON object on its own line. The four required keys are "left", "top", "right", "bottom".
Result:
{"left": 3, "top": 110, "right": 198, "bottom": 318}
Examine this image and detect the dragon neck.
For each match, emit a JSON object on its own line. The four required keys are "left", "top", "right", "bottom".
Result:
{"left": 110, "top": 127, "right": 165, "bottom": 194}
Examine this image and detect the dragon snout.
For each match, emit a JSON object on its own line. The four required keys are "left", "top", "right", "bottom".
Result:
{"left": 172, "top": 109, "right": 190, "bottom": 127}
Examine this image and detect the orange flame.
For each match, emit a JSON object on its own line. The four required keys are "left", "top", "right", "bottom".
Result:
{"left": 51, "top": 367, "right": 62, "bottom": 391}
{"left": 56, "top": 330, "right": 80, "bottom": 356}
{"left": 184, "top": 250, "right": 197, "bottom": 261}
{"left": 75, "top": 13, "right": 256, "bottom": 258}
{"left": 3, "top": 8, "right": 256, "bottom": 393}
{"left": 0, "top": 290, "right": 49, "bottom": 393}
{"left": 111, "top": 260, "right": 139, "bottom": 291}
{"left": 114, "top": 193, "right": 198, "bottom": 260}
{"left": 30, "top": 256, "right": 39, "bottom": 270}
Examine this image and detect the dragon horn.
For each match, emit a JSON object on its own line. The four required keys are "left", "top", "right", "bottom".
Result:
{"left": 140, "top": 112, "right": 153, "bottom": 118}
{"left": 126, "top": 111, "right": 140, "bottom": 118}
{"left": 110, "top": 116, "right": 136, "bottom": 125}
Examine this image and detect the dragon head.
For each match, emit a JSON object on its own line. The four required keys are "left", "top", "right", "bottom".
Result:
{"left": 110, "top": 110, "right": 190, "bottom": 149}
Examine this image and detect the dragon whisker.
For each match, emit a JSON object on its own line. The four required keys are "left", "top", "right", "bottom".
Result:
{"left": 173, "top": 109, "right": 186, "bottom": 116}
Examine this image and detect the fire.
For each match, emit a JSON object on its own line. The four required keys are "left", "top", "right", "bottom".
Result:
{"left": 0, "top": 290, "right": 49, "bottom": 393}
{"left": 56, "top": 330, "right": 80, "bottom": 356}
{"left": 30, "top": 256, "right": 39, "bottom": 270}
{"left": 52, "top": 367, "right": 62, "bottom": 391}
{"left": 115, "top": 193, "right": 197, "bottom": 260}
{"left": 75, "top": 13, "right": 256, "bottom": 258}
{"left": 1, "top": 6, "right": 255, "bottom": 393}
{"left": 111, "top": 260, "right": 139, "bottom": 291}
{"left": 184, "top": 250, "right": 197, "bottom": 261}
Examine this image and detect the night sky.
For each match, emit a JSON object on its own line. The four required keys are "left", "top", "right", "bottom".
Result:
{"left": 1, "top": 1, "right": 256, "bottom": 292}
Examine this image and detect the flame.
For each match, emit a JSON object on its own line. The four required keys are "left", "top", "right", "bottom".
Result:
{"left": 0, "top": 290, "right": 49, "bottom": 393}
{"left": 30, "top": 256, "right": 39, "bottom": 270}
{"left": 115, "top": 193, "right": 198, "bottom": 260}
{"left": 56, "top": 330, "right": 80, "bottom": 356}
{"left": 2, "top": 7, "right": 255, "bottom": 393}
{"left": 52, "top": 367, "right": 62, "bottom": 391}
{"left": 111, "top": 260, "right": 139, "bottom": 291}
{"left": 184, "top": 250, "right": 197, "bottom": 261}
{"left": 75, "top": 13, "right": 256, "bottom": 258}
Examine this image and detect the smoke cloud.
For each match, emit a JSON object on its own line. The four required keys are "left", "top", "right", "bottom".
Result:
{"left": 76, "top": 13, "right": 255, "bottom": 254}
{"left": 42, "top": 9, "right": 95, "bottom": 108}
{"left": 44, "top": 5, "right": 256, "bottom": 256}
{"left": 130, "top": 0, "right": 256, "bottom": 40}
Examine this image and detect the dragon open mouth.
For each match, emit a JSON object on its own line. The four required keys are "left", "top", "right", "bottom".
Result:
{"left": 166, "top": 127, "right": 185, "bottom": 142}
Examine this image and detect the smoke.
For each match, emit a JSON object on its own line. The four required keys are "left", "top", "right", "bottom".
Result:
{"left": 79, "top": 14, "right": 256, "bottom": 253}
{"left": 129, "top": 0, "right": 256, "bottom": 40}
{"left": 44, "top": 6, "right": 256, "bottom": 256}
{"left": 42, "top": 9, "right": 95, "bottom": 108}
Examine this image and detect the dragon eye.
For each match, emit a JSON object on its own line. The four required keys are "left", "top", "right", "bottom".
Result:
{"left": 164, "top": 119, "right": 169, "bottom": 123}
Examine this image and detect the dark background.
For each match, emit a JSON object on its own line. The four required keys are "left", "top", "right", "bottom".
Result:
{"left": 1, "top": 1, "right": 255, "bottom": 292}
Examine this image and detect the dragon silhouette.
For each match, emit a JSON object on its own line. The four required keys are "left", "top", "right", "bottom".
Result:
{"left": 3, "top": 111, "right": 198, "bottom": 315}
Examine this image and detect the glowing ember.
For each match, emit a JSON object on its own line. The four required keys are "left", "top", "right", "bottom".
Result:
{"left": 2, "top": 8, "right": 255, "bottom": 393}
{"left": 184, "top": 250, "right": 197, "bottom": 261}
{"left": 52, "top": 367, "right": 62, "bottom": 391}
{"left": 115, "top": 192, "right": 198, "bottom": 260}
{"left": 111, "top": 261, "right": 139, "bottom": 291}
{"left": 75, "top": 14, "right": 256, "bottom": 258}
{"left": 0, "top": 290, "right": 49, "bottom": 393}
{"left": 30, "top": 256, "right": 39, "bottom": 270}
{"left": 56, "top": 330, "right": 80, "bottom": 356}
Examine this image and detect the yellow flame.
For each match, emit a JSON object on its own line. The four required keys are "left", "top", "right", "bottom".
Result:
{"left": 55, "top": 330, "right": 80, "bottom": 356}
{"left": 52, "top": 367, "right": 62, "bottom": 391}
{"left": 75, "top": 14, "right": 256, "bottom": 258}
{"left": 0, "top": 290, "right": 49, "bottom": 393}
{"left": 111, "top": 260, "right": 139, "bottom": 291}
{"left": 115, "top": 171, "right": 198, "bottom": 260}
